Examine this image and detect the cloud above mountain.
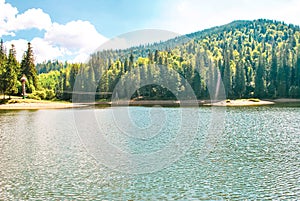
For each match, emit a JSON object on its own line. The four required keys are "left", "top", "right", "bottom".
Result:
{"left": 0, "top": 0, "right": 107, "bottom": 63}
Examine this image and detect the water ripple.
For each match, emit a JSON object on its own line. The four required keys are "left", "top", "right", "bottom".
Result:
{"left": 0, "top": 107, "right": 299, "bottom": 200}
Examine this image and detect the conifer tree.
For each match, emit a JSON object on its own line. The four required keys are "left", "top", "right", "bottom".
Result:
{"left": 268, "top": 46, "right": 278, "bottom": 98}
{"left": 20, "top": 42, "right": 38, "bottom": 92}
{"left": 0, "top": 39, "right": 7, "bottom": 96}
{"left": 234, "top": 60, "right": 246, "bottom": 98}
{"left": 3, "top": 44, "right": 19, "bottom": 98}
{"left": 223, "top": 50, "right": 232, "bottom": 98}
{"left": 254, "top": 56, "right": 265, "bottom": 98}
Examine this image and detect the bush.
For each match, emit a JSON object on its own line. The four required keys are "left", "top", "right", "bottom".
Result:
{"left": 27, "top": 89, "right": 56, "bottom": 100}
{"left": 35, "top": 90, "right": 47, "bottom": 100}
{"left": 45, "top": 89, "right": 55, "bottom": 100}
{"left": 27, "top": 93, "right": 41, "bottom": 100}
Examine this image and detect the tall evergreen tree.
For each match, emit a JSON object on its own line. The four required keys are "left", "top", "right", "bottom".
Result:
{"left": 0, "top": 39, "right": 7, "bottom": 96}
{"left": 129, "top": 52, "right": 134, "bottom": 71}
{"left": 3, "top": 44, "right": 19, "bottom": 98}
{"left": 268, "top": 46, "right": 278, "bottom": 98}
{"left": 277, "top": 65, "right": 287, "bottom": 97}
{"left": 192, "top": 71, "right": 201, "bottom": 98}
{"left": 20, "top": 42, "right": 38, "bottom": 92}
{"left": 296, "top": 55, "right": 300, "bottom": 88}
{"left": 86, "top": 66, "right": 96, "bottom": 92}
{"left": 223, "top": 50, "right": 232, "bottom": 98}
{"left": 254, "top": 56, "right": 265, "bottom": 98}
{"left": 69, "top": 64, "right": 79, "bottom": 91}
{"left": 234, "top": 60, "right": 246, "bottom": 98}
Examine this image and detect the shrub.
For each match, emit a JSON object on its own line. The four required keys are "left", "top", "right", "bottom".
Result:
{"left": 27, "top": 89, "right": 56, "bottom": 100}
{"left": 35, "top": 90, "right": 47, "bottom": 100}
{"left": 27, "top": 93, "right": 41, "bottom": 100}
{"left": 45, "top": 89, "right": 55, "bottom": 100}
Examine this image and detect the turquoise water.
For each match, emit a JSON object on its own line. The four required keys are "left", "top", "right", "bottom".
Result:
{"left": 0, "top": 106, "right": 299, "bottom": 200}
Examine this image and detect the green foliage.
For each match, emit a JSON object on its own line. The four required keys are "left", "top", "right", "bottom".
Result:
{"left": 20, "top": 42, "right": 38, "bottom": 92}
{"left": 39, "top": 19, "right": 300, "bottom": 100}
{"left": 0, "top": 39, "right": 7, "bottom": 96}
{"left": 27, "top": 93, "right": 41, "bottom": 100}
{"left": 234, "top": 60, "right": 246, "bottom": 98}
{"left": 0, "top": 43, "right": 20, "bottom": 98}
{"left": 254, "top": 56, "right": 266, "bottom": 98}
{"left": 3, "top": 19, "right": 300, "bottom": 101}
{"left": 38, "top": 70, "right": 61, "bottom": 91}
{"left": 27, "top": 89, "right": 55, "bottom": 100}
{"left": 45, "top": 89, "right": 56, "bottom": 100}
{"left": 289, "top": 86, "right": 300, "bottom": 98}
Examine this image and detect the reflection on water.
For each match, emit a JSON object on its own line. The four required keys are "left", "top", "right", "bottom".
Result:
{"left": 0, "top": 107, "right": 299, "bottom": 200}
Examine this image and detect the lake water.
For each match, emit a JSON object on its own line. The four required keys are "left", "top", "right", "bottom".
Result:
{"left": 0, "top": 105, "right": 299, "bottom": 200}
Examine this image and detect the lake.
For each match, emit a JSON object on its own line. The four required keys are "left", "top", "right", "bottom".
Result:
{"left": 0, "top": 105, "right": 299, "bottom": 200}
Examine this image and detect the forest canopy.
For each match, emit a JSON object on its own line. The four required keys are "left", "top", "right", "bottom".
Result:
{"left": 1, "top": 19, "right": 300, "bottom": 100}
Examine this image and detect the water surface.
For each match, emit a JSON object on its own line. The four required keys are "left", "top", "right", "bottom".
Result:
{"left": 0, "top": 106, "right": 299, "bottom": 200}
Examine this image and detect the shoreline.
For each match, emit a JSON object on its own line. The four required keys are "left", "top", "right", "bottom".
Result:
{"left": 272, "top": 98, "right": 300, "bottom": 103}
{"left": 0, "top": 99, "right": 87, "bottom": 110}
{"left": 1, "top": 98, "right": 300, "bottom": 110}
{"left": 204, "top": 99, "right": 275, "bottom": 107}
{"left": 0, "top": 102, "right": 86, "bottom": 110}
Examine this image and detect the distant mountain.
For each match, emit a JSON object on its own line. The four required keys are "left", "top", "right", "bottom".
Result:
{"left": 37, "top": 19, "right": 300, "bottom": 100}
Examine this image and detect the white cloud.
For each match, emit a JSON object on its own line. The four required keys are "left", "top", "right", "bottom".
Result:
{"left": 42, "top": 20, "right": 107, "bottom": 63}
{"left": 9, "top": 8, "right": 52, "bottom": 31}
{"left": 0, "top": 0, "right": 18, "bottom": 36}
{"left": 4, "top": 39, "right": 28, "bottom": 61}
{"left": 0, "top": 1, "right": 51, "bottom": 36}
{"left": 45, "top": 20, "right": 107, "bottom": 53}
{"left": 31, "top": 37, "right": 65, "bottom": 63}
{"left": 0, "top": 0, "right": 107, "bottom": 63}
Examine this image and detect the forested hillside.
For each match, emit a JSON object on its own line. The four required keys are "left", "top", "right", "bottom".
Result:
{"left": 2, "top": 19, "right": 300, "bottom": 100}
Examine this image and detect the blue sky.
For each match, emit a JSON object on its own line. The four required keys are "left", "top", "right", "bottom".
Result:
{"left": 4, "top": 0, "right": 164, "bottom": 38}
{"left": 1, "top": 0, "right": 300, "bottom": 63}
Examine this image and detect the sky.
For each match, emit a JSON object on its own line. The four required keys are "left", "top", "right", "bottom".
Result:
{"left": 1, "top": 0, "right": 300, "bottom": 63}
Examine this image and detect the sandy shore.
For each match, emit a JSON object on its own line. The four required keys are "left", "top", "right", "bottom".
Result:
{"left": 1, "top": 98, "right": 299, "bottom": 110}
{"left": 0, "top": 102, "right": 86, "bottom": 110}
{"left": 204, "top": 99, "right": 275, "bottom": 106}
{"left": 99, "top": 99, "right": 277, "bottom": 106}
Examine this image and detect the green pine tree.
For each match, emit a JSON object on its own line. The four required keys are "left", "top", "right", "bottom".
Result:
{"left": 3, "top": 44, "right": 19, "bottom": 98}
{"left": 254, "top": 56, "right": 265, "bottom": 98}
{"left": 223, "top": 50, "right": 232, "bottom": 98}
{"left": 0, "top": 39, "right": 7, "bottom": 97}
{"left": 234, "top": 60, "right": 246, "bottom": 98}
{"left": 20, "top": 42, "right": 38, "bottom": 92}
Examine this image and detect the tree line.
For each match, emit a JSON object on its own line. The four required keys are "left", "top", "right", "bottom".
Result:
{"left": 0, "top": 40, "right": 38, "bottom": 99}
{"left": 1, "top": 19, "right": 300, "bottom": 101}
{"left": 78, "top": 19, "right": 300, "bottom": 100}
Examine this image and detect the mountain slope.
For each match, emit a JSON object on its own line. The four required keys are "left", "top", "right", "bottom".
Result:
{"left": 37, "top": 19, "right": 300, "bottom": 100}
